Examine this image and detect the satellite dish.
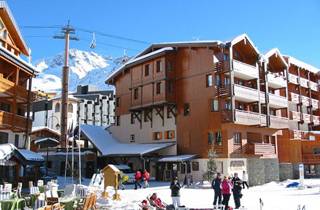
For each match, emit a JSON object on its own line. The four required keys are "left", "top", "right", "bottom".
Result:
{"left": 90, "top": 32, "right": 96, "bottom": 49}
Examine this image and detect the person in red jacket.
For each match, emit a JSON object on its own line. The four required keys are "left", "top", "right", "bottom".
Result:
{"left": 134, "top": 170, "right": 142, "bottom": 190}
{"left": 142, "top": 169, "right": 150, "bottom": 188}
{"left": 220, "top": 176, "right": 233, "bottom": 210}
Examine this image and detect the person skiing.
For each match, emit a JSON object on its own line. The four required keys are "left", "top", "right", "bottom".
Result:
{"left": 242, "top": 171, "right": 249, "bottom": 189}
{"left": 232, "top": 173, "right": 243, "bottom": 209}
{"left": 142, "top": 169, "right": 150, "bottom": 188}
{"left": 221, "top": 176, "right": 232, "bottom": 210}
{"left": 134, "top": 170, "right": 142, "bottom": 190}
{"left": 212, "top": 173, "right": 222, "bottom": 209}
{"left": 170, "top": 177, "right": 181, "bottom": 208}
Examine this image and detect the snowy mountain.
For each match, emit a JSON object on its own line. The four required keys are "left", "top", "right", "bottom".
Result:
{"left": 32, "top": 49, "right": 129, "bottom": 92}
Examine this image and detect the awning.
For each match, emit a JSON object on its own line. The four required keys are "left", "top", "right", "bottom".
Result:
{"left": 80, "top": 124, "right": 175, "bottom": 157}
{"left": 158, "top": 155, "right": 198, "bottom": 162}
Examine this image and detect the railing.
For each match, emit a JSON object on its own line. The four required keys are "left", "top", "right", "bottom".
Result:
{"left": 302, "top": 154, "right": 320, "bottom": 164}
{"left": 290, "top": 111, "right": 301, "bottom": 121}
{"left": 235, "top": 109, "right": 266, "bottom": 126}
{"left": 289, "top": 92, "right": 300, "bottom": 104}
{"left": 0, "top": 111, "right": 31, "bottom": 131}
{"left": 309, "top": 81, "right": 318, "bottom": 91}
{"left": 290, "top": 130, "right": 309, "bottom": 140}
{"left": 300, "top": 95, "right": 310, "bottom": 106}
{"left": 254, "top": 143, "right": 276, "bottom": 156}
{"left": 311, "top": 98, "right": 319, "bottom": 109}
{"left": 267, "top": 73, "right": 287, "bottom": 88}
{"left": 269, "top": 93, "right": 288, "bottom": 108}
{"left": 234, "top": 84, "right": 259, "bottom": 102}
{"left": 233, "top": 60, "right": 258, "bottom": 79}
{"left": 299, "top": 77, "right": 309, "bottom": 88}
{"left": 288, "top": 73, "right": 299, "bottom": 84}
{"left": 303, "top": 113, "right": 311, "bottom": 124}
{"left": 270, "top": 115, "right": 289, "bottom": 128}
{"left": 0, "top": 74, "right": 29, "bottom": 102}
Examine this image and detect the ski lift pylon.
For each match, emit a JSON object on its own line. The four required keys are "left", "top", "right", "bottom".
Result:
{"left": 90, "top": 32, "right": 96, "bottom": 49}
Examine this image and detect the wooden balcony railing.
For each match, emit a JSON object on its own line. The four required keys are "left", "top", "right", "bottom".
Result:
{"left": 300, "top": 95, "right": 310, "bottom": 106}
{"left": 0, "top": 111, "right": 31, "bottom": 132}
{"left": 311, "top": 99, "right": 319, "bottom": 110}
{"left": 309, "top": 81, "right": 319, "bottom": 91}
{"left": 302, "top": 154, "right": 320, "bottom": 164}
{"left": 289, "top": 92, "right": 300, "bottom": 104}
{"left": 313, "top": 116, "right": 320, "bottom": 126}
{"left": 235, "top": 109, "right": 266, "bottom": 126}
{"left": 267, "top": 73, "right": 287, "bottom": 88}
{"left": 0, "top": 74, "right": 29, "bottom": 102}
{"left": 303, "top": 113, "right": 311, "bottom": 124}
{"left": 233, "top": 60, "right": 258, "bottom": 79}
{"left": 243, "top": 143, "right": 276, "bottom": 157}
{"left": 290, "top": 111, "right": 301, "bottom": 121}
{"left": 299, "top": 77, "right": 309, "bottom": 88}
{"left": 288, "top": 73, "right": 299, "bottom": 84}
{"left": 270, "top": 115, "right": 289, "bottom": 129}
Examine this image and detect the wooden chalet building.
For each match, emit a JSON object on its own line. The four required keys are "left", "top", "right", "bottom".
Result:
{"left": 106, "top": 35, "right": 320, "bottom": 184}
{"left": 0, "top": 2, "right": 36, "bottom": 149}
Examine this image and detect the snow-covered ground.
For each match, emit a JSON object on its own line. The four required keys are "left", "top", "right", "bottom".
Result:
{"left": 56, "top": 177, "right": 320, "bottom": 210}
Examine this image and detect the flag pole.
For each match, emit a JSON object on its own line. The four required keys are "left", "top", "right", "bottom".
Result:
{"left": 78, "top": 125, "right": 82, "bottom": 185}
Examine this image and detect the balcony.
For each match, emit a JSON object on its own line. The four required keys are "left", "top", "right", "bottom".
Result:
{"left": 309, "top": 81, "right": 318, "bottom": 91}
{"left": 0, "top": 111, "right": 31, "bottom": 132}
{"left": 313, "top": 116, "right": 320, "bottom": 126}
{"left": 0, "top": 74, "right": 29, "bottom": 103}
{"left": 290, "top": 111, "right": 301, "bottom": 121}
{"left": 270, "top": 115, "right": 289, "bottom": 129}
{"left": 244, "top": 143, "right": 276, "bottom": 158}
{"left": 267, "top": 73, "right": 287, "bottom": 89}
{"left": 302, "top": 154, "right": 320, "bottom": 164}
{"left": 269, "top": 93, "right": 288, "bottom": 108}
{"left": 233, "top": 60, "right": 258, "bottom": 80}
{"left": 300, "top": 95, "right": 310, "bottom": 106}
{"left": 299, "top": 77, "right": 309, "bottom": 88}
{"left": 234, "top": 84, "right": 260, "bottom": 103}
{"left": 303, "top": 113, "right": 311, "bottom": 124}
{"left": 311, "top": 99, "right": 319, "bottom": 110}
{"left": 288, "top": 73, "right": 299, "bottom": 84}
{"left": 235, "top": 109, "right": 266, "bottom": 126}
{"left": 289, "top": 92, "right": 300, "bottom": 104}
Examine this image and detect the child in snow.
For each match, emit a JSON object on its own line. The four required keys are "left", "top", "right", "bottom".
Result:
{"left": 149, "top": 193, "right": 166, "bottom": 209}
{"left": 134, "top": 170, "right": 142, "bottom": 189}
{"left": 170, "top": 177, "right": 181, "bottom": 208}
{"left": 221, "top": 176, "right": 232, "bottom": 210}
{"left": 142, "top": 169, "right": 150, "bottom": 188}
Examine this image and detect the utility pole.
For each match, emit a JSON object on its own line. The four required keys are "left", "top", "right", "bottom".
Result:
{"left": 53, "top": 21, "right": 78, "bottom": 147}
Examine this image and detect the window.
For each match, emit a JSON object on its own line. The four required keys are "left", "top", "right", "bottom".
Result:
{"left": 206, "top": 74, "right": 213, "bottom": 87}
{"left": 154, "top": 132, "right": 162, "bottom": 140}
{"left": 144, "top": 111, "right": 149, "bottom": 122}
{"left": 166, "top": 130, "right": 175, "bottom": 139}
{"left": 208, "top": 132, "right": 214, "bottom": 145}
{"left": 55, "top": 103, "right": 60, "bottom": 112}
{"left": 181, "top": 164, "right": 186, "bottom": 174}
{"left": 14, "top": 135, "right": 19, "bottom": 147}
{"left": 233, "top": 132, "right": 242, "bottom": 145}
{"left": 116, "top": 116, "right": 120, "bottom": 126}
{"left": 167, "top": 107, "right": 172, "bottom": 119}
{"left": 168, "top": 80, "right": 173, "bottom": 93}
{"left": 144, "top": 64, "right": 150, "bottom": 76}
{"left": 215, "top": 75, "right": 221, "bottom": 86}
{"left": 166, "top": 61, "right": 173, "bottom": 72}
{"left": 0, "top": 102, "right": 10, "bottom": 112}
{"left": 224, "top": 77, "right": 230, "bottom": 86}
{"left": 116, "top": 97, "right": 120, "bottom": 107}
{"left": 192, "top": 162, "right": 199, "bottom": 171}
{"left": 184, "top": 103, "right": 190, "bottom": 116}
{"left": 156, "top": 60, "right": 162, "bottom": 72}
{"left": 225, "top": 101, "right": 232, "bottom": 110}
{"left": 130, "top": 113, "right": 135, "bottom": 124}
{"left": 211, "top": 99, "right": 219, "bottom": 112}
{"left": 134, "top": 88, "right": 139, "bottom": 100}
{"left": 68, "top": 103, "right": 73, "bottom": 113}
{"left": 215, "top": 131, "right": 222, "bottom": 145}
{"left": 0, "top": 132, "right": 8, "bottom": 144}
{"left": 130, "top": 134, "right": 135, "bottom": 143}
{"left": 156, "top": 82, "right": 161, "bottom": 95}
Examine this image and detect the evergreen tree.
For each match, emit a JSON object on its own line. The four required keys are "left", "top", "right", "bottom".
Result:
{"left": 203, "top": 147, "right": 218, "bottom": 181}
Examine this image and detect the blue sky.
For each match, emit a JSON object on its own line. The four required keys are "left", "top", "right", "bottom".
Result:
{"left": 7, "top": 0, "right": 320, "bottom": 67}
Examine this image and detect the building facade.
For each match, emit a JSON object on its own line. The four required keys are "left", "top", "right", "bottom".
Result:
{"left": 0, "top": 1, "right": 36, "bottom": 149}
{"left": 32, "top": 85, "right": 115, "bottom": 131}
{"left": 106, "top": 34, "right": 320, "bottom": 184}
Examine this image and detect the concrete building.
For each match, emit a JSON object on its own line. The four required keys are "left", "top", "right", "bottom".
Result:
{"left": 31, "top": 85, "right": 115, "bottom": 131}
{"left": 106, "top": 34, "right": 320, "bottom": 184}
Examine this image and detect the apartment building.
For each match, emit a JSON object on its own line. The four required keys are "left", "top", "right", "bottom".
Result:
{"left": 32, "top": 85, "right": 115, "bottom": 131}
{"left": 106, "top": 34, "right": 319, "bottom": 184}
{"left": 0, "top": 1, "right": 37, "bottom": 148}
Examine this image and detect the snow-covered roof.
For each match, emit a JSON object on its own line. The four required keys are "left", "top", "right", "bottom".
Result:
{"left": 34, "top": 137, "right": 60, "bottom": 145}
{"left": 264, "top": 48, "right": 288, "bottom": 68}
{"left": 286, "top": 56, "right": 320, "bottom": 74}
{"left": 158, "top": 155, "right": 197, "bottom": 162}
{"left": 0, "top": 143, "right": 15, "bottom": 160}
{"left": 51, "top": 95, "right": 80, "bottom": 102}
{"left": 31, "top": 126, "right": 61, "bottom": 135}
{"left": 230, "top": 33, "right": 260, "bottom": 55}
{"left": 103, "top": 164, "right": 121, "bottom": 173}
{"left": 80, "top": 124, "right": 174, "bottom": 156}
{"left": 18, "top": 149, "right": 44, "bottom": 162}
{"left": 106, "top": 47, "right": 174, "bottom": 83}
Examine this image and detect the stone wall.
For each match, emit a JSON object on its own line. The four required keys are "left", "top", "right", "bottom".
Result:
{"left": 247, "top": 158, "right": 279, "bottom": 186}
{"left": 279, "top": 163, "right": 293, "bottom": 181}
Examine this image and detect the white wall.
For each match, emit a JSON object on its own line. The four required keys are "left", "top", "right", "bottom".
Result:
{"left": 0, "top": 130, "right": 25, "bottom": 148}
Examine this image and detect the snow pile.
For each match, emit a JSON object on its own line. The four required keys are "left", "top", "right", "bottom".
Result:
{"left": 32, "top": 49, "right": 128, "bottom": 92}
